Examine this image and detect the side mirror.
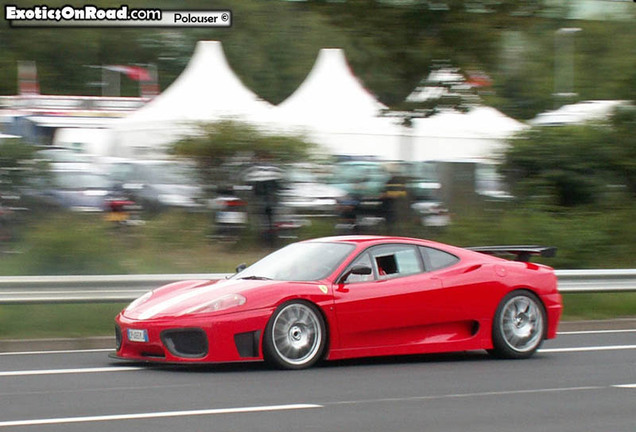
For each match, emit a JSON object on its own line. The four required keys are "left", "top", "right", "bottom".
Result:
{"left": 350, "top": 264, "right": 372, "bottom": 275}
{"left": 235, "top": 263, "right": 247, "bottom": 273}
{"left": 338, "top": 264, "right": 372, "bottom": 284}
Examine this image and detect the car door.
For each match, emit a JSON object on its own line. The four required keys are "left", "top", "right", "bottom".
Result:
{"left": 332, "top": 244, "right": 442, "bottom": 350}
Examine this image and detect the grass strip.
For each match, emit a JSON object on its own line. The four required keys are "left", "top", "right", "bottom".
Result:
{"left": 0, "top": 293, "right": 634, "bottom": 340}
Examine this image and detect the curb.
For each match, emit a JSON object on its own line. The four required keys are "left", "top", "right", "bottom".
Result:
{"left": 0, "top": 336, "right": 114, "bottom": 352}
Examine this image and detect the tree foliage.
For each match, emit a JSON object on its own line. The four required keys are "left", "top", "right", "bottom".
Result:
{"left": 502, "top": 107, "right": 636, "bottom": 207}
{"left": 171, "top": 120, "right": 316, "bottom": 186}
{"left": 1, "top": 0, "right": 634, "bottom": 119}
{"left": 608, "top": 106, "right": 636, "bottom": 197}
{"left": 0, "top": 139, "right": 48, "bottom": 190}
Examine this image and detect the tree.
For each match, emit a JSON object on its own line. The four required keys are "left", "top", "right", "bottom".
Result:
{"left": 0, "top": 139, "right": 48, "bottom": 192}
{"left": 608, "top": 106, "right": 636, "bottom": 197}
{"left": 171, "top": 120, "right": 316, "bottom": 187}
{"left": 172, "top": 120, "right": 317, "bottom": 245}
{"left": 502, "top": 108, "right": 635, "bottom": 208}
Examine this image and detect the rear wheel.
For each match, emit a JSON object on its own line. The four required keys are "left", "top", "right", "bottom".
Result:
{"left": 263, "top": 301, "right": 326, "bottom": 370}
{"left": 491, "top": 290, "right": 546, "bottom": 359}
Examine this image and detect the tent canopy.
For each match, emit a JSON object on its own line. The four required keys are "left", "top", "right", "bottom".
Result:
{"left": 529, "top": 100, "right": 627, "bottom": 126}
{"left": 275, "top": 48, "right": 388, "bottom": 129}
{"left": 118, "top": 41, "right": 273, "bottom": 126}
{"left": 112, "top": 41, "right": 274, "bottom": 155}
{"left": 112, "top": 41, "right": 527, "bottom": 162}
{"left": 406, "top": 106, "right": 528, "bottom": 161}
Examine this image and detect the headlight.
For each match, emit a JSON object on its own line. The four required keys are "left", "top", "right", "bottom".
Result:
{"left": 179, "top": 294, "right": 246, "bottom": 316}
{"left": 125, "top": 291, "right": 153, "bottom": 312}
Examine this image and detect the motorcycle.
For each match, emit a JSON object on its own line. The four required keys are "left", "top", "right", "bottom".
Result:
{"left": 104, "top": 196, "right": 144, "bottom": 227}
{"left": 210, "top": 194, "right": 248, "bottom": 242}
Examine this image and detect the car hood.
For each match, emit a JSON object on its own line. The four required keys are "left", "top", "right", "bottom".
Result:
{"left": 122, "top": 277, "right": 283, "bottom": 320}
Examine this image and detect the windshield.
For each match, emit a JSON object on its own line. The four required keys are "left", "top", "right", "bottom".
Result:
{"left": 124, "top": 163, "right": 198, "bottom": 185}
{"left": 148, "top": 164, "right": 198, "bottom": 185}
{"left": 54, "top": 172, "right": 112, "bottom": 189}
{"left": 232, "top": 242, "right": 355, "bottom": 282}
{"left": 285, "top": 168, "right": 317, "bottom": 183}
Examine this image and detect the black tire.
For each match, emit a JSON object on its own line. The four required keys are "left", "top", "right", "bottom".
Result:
{"left": 490, "top": 290, "right": 546, "bottom": 359}
{"left": 263, "top": 301, "right": 327, "bottom": 370}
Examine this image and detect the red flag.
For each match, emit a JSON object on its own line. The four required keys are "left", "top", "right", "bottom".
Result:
{"left": 104, "top": 65, "right": 152, "bottom": 82}
{"left": 466, "top": 70, "right": 492, "bottom": 88}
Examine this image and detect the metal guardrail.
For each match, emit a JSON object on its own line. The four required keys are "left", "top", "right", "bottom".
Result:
{"left": 555, "top": 269, "right": 636, "bottom": 293}
{"left": 0, "top": 269, "right": 634, "bottom": 304}
{"left": 0, "top": 274, "right": 231, "bottom": 304}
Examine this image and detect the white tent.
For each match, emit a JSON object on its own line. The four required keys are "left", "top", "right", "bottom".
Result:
{"left": 268, "top": 48, "right": 404, "bottom": 160}
{"left": 112, "top": 41, "right": 274, "bottom": 156}
{"left": 529, "top": 100, "right": 627, "bottom": 126}
{"left": 112, "top": 41, "right": 524, "bottom": 162}
{"left": 406, "top": 106, "right": 528, "bottom": 161}
{"left": 392, "top": 65, "right": 525, "bottom": 162}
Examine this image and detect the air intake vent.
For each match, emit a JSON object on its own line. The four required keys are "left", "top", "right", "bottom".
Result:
{"left": 161, "top": 328, "right": 208, "bottom": 359}
{"left": 115, "top": 325, "right": 122, "bottom": 351}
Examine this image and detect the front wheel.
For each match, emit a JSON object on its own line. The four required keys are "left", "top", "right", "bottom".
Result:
{"left": 263, "top": 301, "right": 327, "bottom": 370}
{"left": 490, "top": 291, "right": 546, "bottom": 359}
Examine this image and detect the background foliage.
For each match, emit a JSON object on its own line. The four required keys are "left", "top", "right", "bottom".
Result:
{"left": 172, "top": 120, "right": 316, "bottom": 187}
{"left": 502, "top": 107, "right": 636, "bottom": 208}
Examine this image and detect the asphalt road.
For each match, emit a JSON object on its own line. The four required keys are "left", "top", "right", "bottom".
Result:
{"left": 0, "top": 320, "right": 634, "bottom": 432}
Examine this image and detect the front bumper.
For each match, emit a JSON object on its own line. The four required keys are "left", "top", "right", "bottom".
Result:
{"left": 114, "top": 310, "right": 269, "bottom": 364}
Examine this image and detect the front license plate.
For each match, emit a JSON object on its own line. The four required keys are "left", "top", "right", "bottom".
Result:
{"left": 127, "top": 328, "right": 148, "bottom": 343}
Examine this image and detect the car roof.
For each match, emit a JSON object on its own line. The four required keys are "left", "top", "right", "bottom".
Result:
{"left": 306, "top": 235, "right": 431, "bottom": 246}
{"left": 303, "top": 235, "right": 478, "bottom": 258}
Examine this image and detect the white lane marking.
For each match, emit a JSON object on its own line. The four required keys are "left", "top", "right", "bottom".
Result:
{"left": 0, "top": 348, "right": 112, "bottom": 356}
{"left": 613, "top": 384, "right": 636, "bottom": 389}
{"left": 558, "top": 329, "right": 636, "bottom": 335}
{"left": 0, "top": 367, "right": 142, "bottom": 377}
{"left": 540, "top": 344, "right": 636, "bottom": 353}
{"left": 0, "top": 404, "right": 323, "bottom": 428}
{"left": 1, "top": 384, "right": 632, "bottom": 427}
{"left": 331, "top": 386, "right": 604, "bottom": 406}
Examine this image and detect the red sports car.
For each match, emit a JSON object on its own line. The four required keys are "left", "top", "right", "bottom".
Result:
{"left": 113, "top": 236, "right": 562, "bottom": 369}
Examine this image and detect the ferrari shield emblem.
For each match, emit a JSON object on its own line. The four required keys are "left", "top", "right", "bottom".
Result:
{"left": 319, "top": 285, "right": 328, "bottom": 294}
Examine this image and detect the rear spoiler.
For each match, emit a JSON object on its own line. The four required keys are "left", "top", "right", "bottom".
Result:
{"left": 467, "top": 246, "right": 557, "bottom": 263}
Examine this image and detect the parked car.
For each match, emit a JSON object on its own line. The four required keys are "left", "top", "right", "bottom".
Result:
{"left": 24, "top": 168, "right": 118, "bottom": 212}
{"left": 279, "top": 164, "right": 347, "bottom": 216}
{"left": 403, "top": 161, "right": 451, "bottom": 227}
{"left": 329, "top": 160, "right": 390, "bottom": 200}
{"left": 105, "top": 159, "right": 205, "bottom": 212}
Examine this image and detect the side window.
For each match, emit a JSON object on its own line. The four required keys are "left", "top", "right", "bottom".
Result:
{"left": 420, "top": 246, "right": 459, "bottom": 271}
{"left": 371, "top": 245, "right": 423, "bottom": 279}
{"left": 343, "top": 252, "right": 375, "bottom": 284}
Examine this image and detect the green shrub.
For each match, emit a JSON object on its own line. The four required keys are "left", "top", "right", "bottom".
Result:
{"left": 2, "top": 213, "right": 125, "bottom": 275}
{"left": 436, "top": 205, "right": 636, "bottom": 269}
